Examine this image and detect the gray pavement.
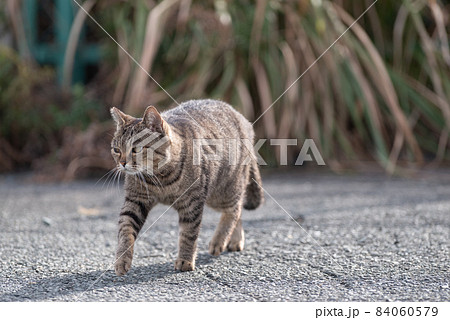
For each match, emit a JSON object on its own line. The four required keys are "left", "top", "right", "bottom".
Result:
{"left": 0, "top": 169, "right": 449, "bottom": 301}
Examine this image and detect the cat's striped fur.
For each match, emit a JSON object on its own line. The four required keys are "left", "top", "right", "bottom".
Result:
{"left": 110, "top": 99, "right": 263, "bottom": 275}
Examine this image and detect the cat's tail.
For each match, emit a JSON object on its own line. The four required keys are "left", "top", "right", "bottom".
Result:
{"left": 243, "top": 160, "right": 264, "bottom": 210}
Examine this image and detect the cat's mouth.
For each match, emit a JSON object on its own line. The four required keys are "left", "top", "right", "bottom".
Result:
{"left": 118, "top": 165, "right": 140, "bottom": 175}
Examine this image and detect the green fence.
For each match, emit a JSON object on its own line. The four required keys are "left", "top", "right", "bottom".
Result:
{"left": 23, "top": 0, "right": 101, "bottom": 85}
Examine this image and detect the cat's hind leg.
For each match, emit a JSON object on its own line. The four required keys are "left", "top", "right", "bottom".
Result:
{"left": 227, "top": 218, "right": 245, "bottom": 252}
{"left": 208, "top": 201, "right": 242, "bottom": 256}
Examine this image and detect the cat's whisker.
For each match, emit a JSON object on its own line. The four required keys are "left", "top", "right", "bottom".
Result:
{"left": 152, "top": 175, "right": 162, "bottom": 193}
{"left": 138, "top": 171, "right": 151, "bottom": 201}
{"left": 107, "top": 170, "right": 115, "bottom": 193}
{"left": 109, "top": 168, "right": 121, "bottom": 195}
{"left": 115, "top": 170, "right": 123, "bottom": 196}
{"left": 151, "top": 172, "right": 163, "bottom": 189}
{"left": 96, "top": 168, "right": 116, "bottom": 189}
{"left": 134, "top": 170, "right": 143, "bottom": 194}
{"left": 136, "top": 172, "right": 143, "bottom": 195}
{"left": 105, "top": 168, "right": 117, "bottom": 193}
{"left": 103, "top": 171, "right": 115, "bottom": 192}
{"left": 144, "top": 170, "right": 162, "bottom": 193}
{"left": 140, "top": 173, "right": 150, "bottom": 198}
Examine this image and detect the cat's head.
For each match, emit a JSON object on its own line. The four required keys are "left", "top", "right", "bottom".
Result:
{"left": 110, "top": 106, "right": 171, "bottom": 175}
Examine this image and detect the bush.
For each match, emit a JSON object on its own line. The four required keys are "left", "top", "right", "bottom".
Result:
{"left": 97, "top": 0, "right": 450, "bottom": 172}
{"left": 0, "top": 46, "right": 106, "bottom": 174}
{"left": 2, "top": 0, "right": 449, "bottom": 177}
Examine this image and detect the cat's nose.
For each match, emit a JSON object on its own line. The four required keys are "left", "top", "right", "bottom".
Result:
{"left": 120, "top": 161, "right": 126, "bottom": 167}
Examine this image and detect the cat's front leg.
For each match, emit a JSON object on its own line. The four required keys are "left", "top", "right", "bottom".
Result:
{"left": 175, "top": 201, "right": 204, "bottom": 271}
{"left": 115, "top": 196, "right": 153, "bottom": 276}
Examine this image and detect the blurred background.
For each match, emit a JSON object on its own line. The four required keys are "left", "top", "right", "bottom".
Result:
{"left": 0, "top": 0, "right": 449, "bottom": 180}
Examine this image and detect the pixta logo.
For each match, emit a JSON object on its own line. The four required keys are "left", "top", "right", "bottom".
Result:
{"left": 193, "top": 138, "right": 325, "bottom": 166}
{"left": 127, "top": 129, "right": 170, "bottom": 174}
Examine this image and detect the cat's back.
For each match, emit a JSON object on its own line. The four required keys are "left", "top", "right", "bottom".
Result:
{"left": 162, "top": 99, "right": 253, "bottom": 139}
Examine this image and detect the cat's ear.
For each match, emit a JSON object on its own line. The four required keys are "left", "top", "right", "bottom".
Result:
{"left": 142, "top": 106, "right": 164, "bottom": 133}
{"left": 110, "top": 107, "right": 133, "bottom": 126}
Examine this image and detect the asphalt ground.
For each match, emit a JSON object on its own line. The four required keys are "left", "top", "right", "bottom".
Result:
{"left": 0, "top": 169, "right": 449, "bottom": 301}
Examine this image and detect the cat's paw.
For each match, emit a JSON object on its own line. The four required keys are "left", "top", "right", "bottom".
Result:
{"left": 227, "top": 239, "right": 244, "bottom": 252}
{"left": 174, "top": 258, "right": 195, "bottom": 271}
{"left": 208, "top": 241, "right": 225, "bottom": 256}
{"left": 115, "top": 256, "right": 132, "bottom": 276}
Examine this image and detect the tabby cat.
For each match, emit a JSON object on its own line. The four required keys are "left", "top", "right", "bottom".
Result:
{"left": 110, "top": 99, "right": 263, "bottom": 275}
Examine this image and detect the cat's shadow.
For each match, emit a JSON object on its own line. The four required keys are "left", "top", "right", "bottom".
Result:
{"left": 1, "top": 253, "right": 216, "bottom": 301}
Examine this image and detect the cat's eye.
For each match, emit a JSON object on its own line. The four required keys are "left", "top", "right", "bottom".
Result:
{"left": 112, "top": 147, "right": 121, "bottom": 154}
{"left": 132, "top": 146, "right": 143, "bottom": 153}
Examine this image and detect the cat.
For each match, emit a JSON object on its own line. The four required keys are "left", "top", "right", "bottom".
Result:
{"left": 110, "top": 99, "right": 263, "bottom": 275}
